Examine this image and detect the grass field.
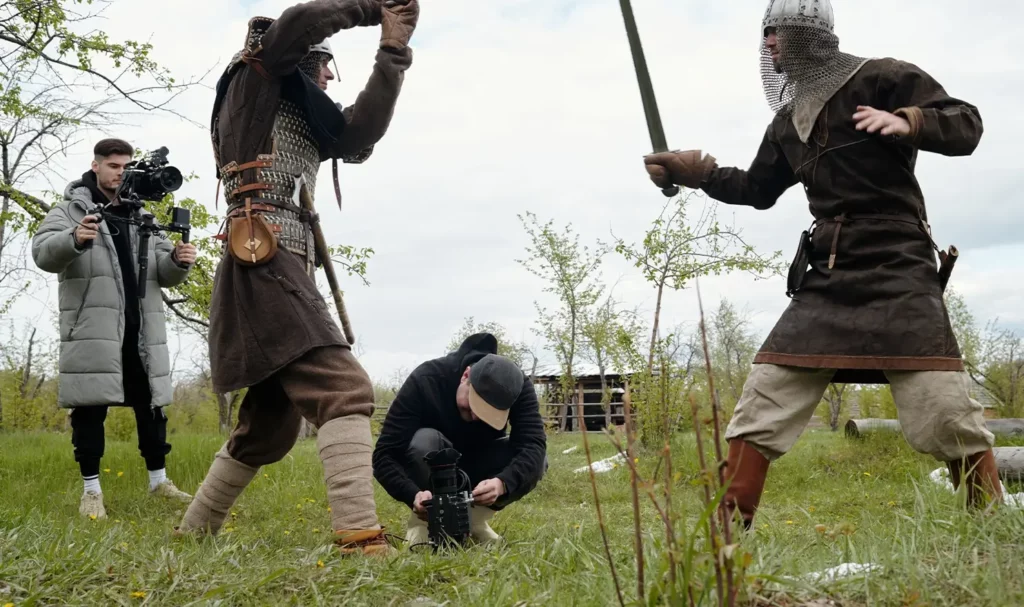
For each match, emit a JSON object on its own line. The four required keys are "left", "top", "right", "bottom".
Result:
{"left": 0, "top": 428, "right": 1022, "bottom": 606}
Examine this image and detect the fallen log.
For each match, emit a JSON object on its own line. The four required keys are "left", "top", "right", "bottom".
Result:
{"left": 844, "top": 419, "right": 1024, "bottom": 481}
{"left": 994, "top": 448, "right": 1024, "bottom": 482}
{"left": 845, "top": 418, "right": 1024, "bottom": 439}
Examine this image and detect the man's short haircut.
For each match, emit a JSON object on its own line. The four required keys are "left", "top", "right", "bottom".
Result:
{"left": 93, "top": 138, "right": 133, "bottom": 160}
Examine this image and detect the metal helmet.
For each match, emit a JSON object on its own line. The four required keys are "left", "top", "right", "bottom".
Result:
{"left": 762, "top": 0, "right": 835, "bottom": 35}
{"left": 308, "top": 38, "right": 333, "bottom": 58}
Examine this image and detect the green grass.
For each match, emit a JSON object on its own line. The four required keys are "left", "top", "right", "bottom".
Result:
{"left": 0, "top": 429, "right": 1022, "bottom": 606}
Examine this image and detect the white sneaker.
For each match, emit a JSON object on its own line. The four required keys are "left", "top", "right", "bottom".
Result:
{"left": 404, "top": 511, "right": 429, "bottom": 546}
{"left": 80, "top": 491, "right": 106, "bottom": 520}
{"left": 150, "top": 480, "right": 193, "bottom": 503}
{"left": 469, "top": 505, "right": 502, "bottom": 544}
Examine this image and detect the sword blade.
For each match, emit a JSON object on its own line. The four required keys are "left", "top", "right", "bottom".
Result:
{"left": 618, "top": 0, "right": 679, "bottom": 197}
{"left": 618, "top": 0, "right": 669, "bottom": 153}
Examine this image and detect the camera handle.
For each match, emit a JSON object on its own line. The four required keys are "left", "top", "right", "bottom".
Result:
{"left": 137, "top": 215, "right": 154, "bottom": 299}
{"left": 422, "top": 468, "right": 475, "bottom": 511}
{"left": 457, "top": 468, "right": 472, "bottom": 494}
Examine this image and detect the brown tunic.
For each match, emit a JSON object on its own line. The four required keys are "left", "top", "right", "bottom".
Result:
{"left": 701, "top": 58, "right": 983, "bottom": 384}
{"left": 208, "top": 0, "right": 412, "bottom": 393}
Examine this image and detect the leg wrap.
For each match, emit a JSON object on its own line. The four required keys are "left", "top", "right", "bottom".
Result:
{"left": 317, "top": 415, "right": 380, "bottom": 532}
{"left": 176, "top": 444, "right": 259, "bottom": 535}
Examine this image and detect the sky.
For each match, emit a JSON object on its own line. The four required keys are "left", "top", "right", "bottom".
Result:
{"left": 7, "top": 0, "right": 1023, "bottom": 384}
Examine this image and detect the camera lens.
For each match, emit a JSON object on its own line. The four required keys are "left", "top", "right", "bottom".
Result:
{"left": 156, "top": 167, "right": 183, "bottom": 193}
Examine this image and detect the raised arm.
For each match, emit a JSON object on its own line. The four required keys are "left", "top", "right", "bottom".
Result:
{"left": 644, "top": 126, "right": 797, "bottom": 210}
{"left": 882, "top": 59, "right": 983, "bottom": 157}
{"left": 323, "top": 1, "right": 418, "bottom": 158}
{"left": 257, "top": 0, "right": 383, "bottom": 78}
{"left": 324, "top": 48, "right": 413, "bottom": 159}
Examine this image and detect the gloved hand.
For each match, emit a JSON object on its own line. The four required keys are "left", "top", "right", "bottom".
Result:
{"left": 643, "top": 150, "right": 717, "bottom": 189}
{"left": 380, "top": 0, "right": 419, "bottom": 51}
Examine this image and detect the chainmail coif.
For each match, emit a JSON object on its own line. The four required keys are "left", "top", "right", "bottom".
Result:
{"left": 760, "top": 25, "right": 869, "bottom": 117}
{"left": 298, "top": 51, "right": 331, "bottom": 82}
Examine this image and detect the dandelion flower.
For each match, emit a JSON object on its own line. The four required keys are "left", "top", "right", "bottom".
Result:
{"left": 117, "top": 471, "right": 124, "bottom": 478}
{"left": 5, "top": 602, "right": 14, "bottom": 607}
{"left": 131, "top": 591, "right": 146, "bottom": 598}
{"left": 231, "top": 511, "right": 238, "bottom": 518}
{"left": 89, "top": 514, "right": 97, "bottom": 521}
{"left": 104, "top": 468, "right": 111, "bottom": 473}
{"left": 808, "top": 506, "right": 816, "bottom": 513}
{"left": 786, "top": 520, "right": 794, "bottom": 525}
{"left": 317, "top": 560, "right": 325, "bottom": 568}
{"left": 284, "top": 530, "right": 290, "bottom": 535}
{"left": 263, "top": 473, "right": 269, "bottom": 479}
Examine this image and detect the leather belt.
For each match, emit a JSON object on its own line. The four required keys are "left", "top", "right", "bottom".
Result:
{"left": 811, "top": 213, "right": 937, "bottom": 270}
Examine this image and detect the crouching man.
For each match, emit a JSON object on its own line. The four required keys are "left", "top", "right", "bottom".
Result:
{"left": 372, "top": 333, "right": 547, "bottom": 545}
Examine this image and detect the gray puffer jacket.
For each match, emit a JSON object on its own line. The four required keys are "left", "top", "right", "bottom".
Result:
{"left": 30, "top": 179, "right": 192, "bottom": 408}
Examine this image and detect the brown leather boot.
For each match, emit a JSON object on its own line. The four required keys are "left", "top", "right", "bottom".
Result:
{"left": 722, "top": 439, "right": 771, "bottom": 530}
{"left": 334, "top": 528, "right": 392, "bottom": 556}
{"left": 947, "top": 449, "right": 1003, "bottom": 510}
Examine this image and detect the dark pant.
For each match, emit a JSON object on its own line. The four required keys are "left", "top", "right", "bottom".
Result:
{"left": 226, "top": 345, "right": 374, "bottom": 467}
{"left": 405, "top": 428, "right": 547, "bottom": 511}
{"left": 70, "top": 404, "right": 171, "bottom": 477}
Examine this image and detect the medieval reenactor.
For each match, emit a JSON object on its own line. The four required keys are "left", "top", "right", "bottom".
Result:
{"left": 174, "top": 0, "right": 419, "bottom": 555}
{"left": 643, "top": 0, "right": 1002, "bottom": 529}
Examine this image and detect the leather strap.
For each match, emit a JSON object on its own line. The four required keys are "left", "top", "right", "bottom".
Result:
{"left": 241, "top": 48, "right": 270, "bottom": 80}
{"left": 226, "top": 196, "right": 303, "bottom": 215}
{"left": 332, "top": 158, "right": 342, "bottom": 211}
{"left": 223, "top": 159, "right": 273, "bottom": 175}
{"left": 229, "top": 182, "right": 273, "bottom": 198}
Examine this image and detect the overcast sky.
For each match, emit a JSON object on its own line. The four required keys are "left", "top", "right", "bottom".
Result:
{"left": 8, "top": 0, "right": 1023, "bottom": 384}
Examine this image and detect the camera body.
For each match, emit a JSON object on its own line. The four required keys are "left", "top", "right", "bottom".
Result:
{"left": 88, "top": 145, "right": 191, "bottom": 299}
{"left": 119, "top": 146, "right": 183, "bottom": 203}
{"left": 423, "top": 447, "right": 474, "bottom": 549}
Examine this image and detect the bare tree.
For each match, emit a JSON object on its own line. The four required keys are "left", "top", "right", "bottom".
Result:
{"left": 825, "top": 383, "right": 848, "bottom": 431}
{"left": 612, "top": 190, "right": 783, "bottom": 378}
{"left": 517, "top": 211, "right": 605, "bottom": 432}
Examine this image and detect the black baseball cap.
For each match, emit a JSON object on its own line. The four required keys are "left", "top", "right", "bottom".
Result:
{"left": 467, "top": 354, "right": 523, "bottom": 430}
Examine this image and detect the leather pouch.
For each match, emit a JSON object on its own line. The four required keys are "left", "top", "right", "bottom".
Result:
{"left": 227, "top": 200, "right": 278, "bottom": 266}
{"left": 786, "top": 229, "right": 812, "bottom": 297}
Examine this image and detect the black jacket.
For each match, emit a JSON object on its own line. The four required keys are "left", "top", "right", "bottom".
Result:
{"left": 372, "top": 333, "right": 547, "bottom": 508}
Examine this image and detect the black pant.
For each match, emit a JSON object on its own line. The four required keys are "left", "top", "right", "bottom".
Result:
{"left": 405, "top": 428, "right": 547, "bottom": 511}
{"left": 70, "top": 404, "right": 171, "bottom": 477}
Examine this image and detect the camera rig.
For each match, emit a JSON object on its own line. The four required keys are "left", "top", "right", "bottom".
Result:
{"left": 421, "top": 447, "right": 475, "bottom": 551}
{"left": 86, "top": 147, "right": 191, "bottom": 299}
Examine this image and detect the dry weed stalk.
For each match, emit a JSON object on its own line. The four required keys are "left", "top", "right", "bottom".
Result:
{"left": 695, "top": 278, "right": 737, "bottom": 607}
{"left": 620, "top": 385, "right": 646, "bottom": 601}
{"left": 690, "top": 393, "right": 725, "bottom": 603}
{"left": 660, "top": 353, "right": 678, "bottom": 591}
{"left": 574, "top": 397, "right": 625, "bottom": 607}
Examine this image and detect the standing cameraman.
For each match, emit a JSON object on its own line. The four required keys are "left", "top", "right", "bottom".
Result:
{"left": 372, "top": 333, "right": 548, "bottom": 546}
{"left": 31, "top": 138, "right": 197, "bottom": 519}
